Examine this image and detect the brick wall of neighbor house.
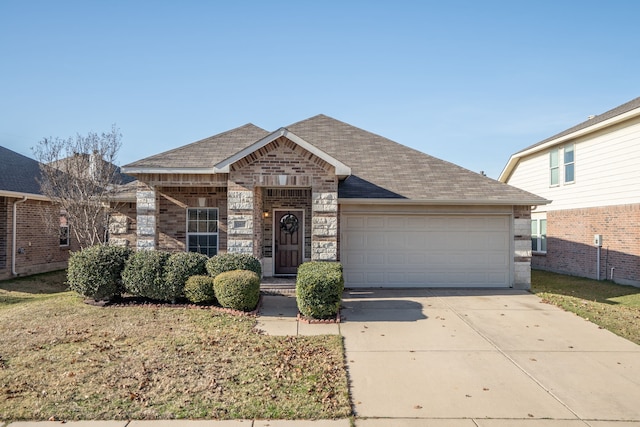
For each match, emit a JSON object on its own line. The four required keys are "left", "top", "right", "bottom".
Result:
{"left": 533, "top": 203, "right": 640, "bottom": 286}
{"left": 0, "top": 197, "right": 7, "bottom": 272}
{"left": 108, "top": 202, "right": 137, "bottom": 248}
{"left": 227, "top": 136, "right": 338, "bottom": 261}
{"left": 513, "top": 205, "right": 532, "bottom": 289}
{"left": 156, "top": 186, "right": 228, "bottom": 253}
{"left": 0, "top": 198, "right": 71, "bottom": 279}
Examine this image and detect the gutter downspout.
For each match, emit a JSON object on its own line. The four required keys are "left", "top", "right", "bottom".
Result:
{"left": 12, "top": 196, "right": 28, "bottom": 275}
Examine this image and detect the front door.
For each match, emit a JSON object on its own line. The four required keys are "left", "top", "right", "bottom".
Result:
{"left": 274, "top": 210, "right": 303, "bottom": 275}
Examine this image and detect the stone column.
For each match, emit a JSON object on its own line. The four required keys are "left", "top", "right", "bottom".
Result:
{"left": 136, "top": 185, "right": 157, "bottom": 251}
{"left": 311, "top": 191, "right": 338, "bottom": 261}
{"left": 227, "top": 189, "right": 254, "bottom": 254}
{"left": 513, "top": 206, "right": 532, "bottom": 289}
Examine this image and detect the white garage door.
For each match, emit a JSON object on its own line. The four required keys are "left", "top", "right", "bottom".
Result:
{"left": 341, "top": 214, "right": 512, "bottom": 288}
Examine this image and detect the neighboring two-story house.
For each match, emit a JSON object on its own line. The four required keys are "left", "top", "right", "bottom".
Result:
{"left": 500, "top": 97, "right": 640, "bottom": 286}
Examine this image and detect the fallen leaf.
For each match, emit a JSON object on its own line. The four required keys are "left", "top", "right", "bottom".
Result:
{"left": 414, "top": 405, "right": 423, "bottom": 409}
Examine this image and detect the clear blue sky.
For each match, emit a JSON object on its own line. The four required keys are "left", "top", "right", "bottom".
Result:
{"left": 2, "top": 0, "right": 639, "bottom": 179}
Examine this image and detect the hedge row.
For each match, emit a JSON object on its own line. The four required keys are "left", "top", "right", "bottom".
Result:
{"left": 67, "top": 247, "right": 260, "bottom": 310}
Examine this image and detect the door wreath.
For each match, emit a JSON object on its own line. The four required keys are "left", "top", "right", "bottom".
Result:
{"left": 280, "top": 213, "right": 299, "bottom": 235}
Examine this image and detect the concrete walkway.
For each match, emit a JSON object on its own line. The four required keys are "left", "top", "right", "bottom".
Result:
{"left": 6, "top": 289, "right": 640, "bottom": 427}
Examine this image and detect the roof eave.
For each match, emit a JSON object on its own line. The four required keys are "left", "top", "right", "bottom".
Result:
{"left": 0, "top": 190, "right": 50, "bottom": 201}
{"left": 499, "top": 105, "right": 640, "bottom": 183}
{"left": 121, "top": 167, "right": 216, "bottom": 175}
{"left": 338, "top": 198, "right": 551, "bottom": 206}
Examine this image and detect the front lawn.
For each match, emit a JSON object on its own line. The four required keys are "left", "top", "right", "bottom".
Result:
{"left": 0, "top": 271, "right": 350, "bottom": 422}
{"left": 531, "top": 269, "right": 640, "bottom": 345}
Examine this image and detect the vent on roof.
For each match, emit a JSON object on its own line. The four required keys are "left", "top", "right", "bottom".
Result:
{"left": 587, "top": 115, "right": 596, "bottom": 120}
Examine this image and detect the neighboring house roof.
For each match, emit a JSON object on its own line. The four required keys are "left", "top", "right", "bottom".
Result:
{"left": 499, "top": 96, "right": 640, "bottom": 182}
{"left": 0, "top": 146, "right": 47, "bottom": 199}
{"left": 123, "top": 115, "right": 548, "bottom": 205}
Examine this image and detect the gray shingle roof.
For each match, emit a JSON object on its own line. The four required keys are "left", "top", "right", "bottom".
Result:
{"left": 0, "top": 146, "right": 43, "bottom": 196}
{"left": 124, "top": 124, "right": 270, "bottom": 169}
{"left": 125, "top": 116, "right": 548, "bottom": 204}
{"left": 287, "top": 115, "right": 547, "bottom": 203}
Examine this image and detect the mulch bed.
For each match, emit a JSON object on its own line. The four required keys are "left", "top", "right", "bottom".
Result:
{"left": 83, "top": 295, "right": 261, "bottom": 316}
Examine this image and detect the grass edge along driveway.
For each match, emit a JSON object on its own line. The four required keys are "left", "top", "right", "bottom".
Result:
{"left": 531, "top": 269, "right": 640, "bottom": 345}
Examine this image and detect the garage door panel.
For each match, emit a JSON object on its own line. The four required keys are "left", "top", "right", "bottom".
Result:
{"left": 342, "top": 214, "right": 512, "bottom": 288}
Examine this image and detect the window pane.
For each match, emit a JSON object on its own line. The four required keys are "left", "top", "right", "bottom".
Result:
{"left": 565, "top": 164, "right": 574, "bottom": 182}
{"left": 550, "top": 149, "right": 558, "bottom": 167}
{"left": 541, "top": 236, "right": 547, "bottom": 252}
{"left": 564, "top": 145, "right": 574, "bottom": 163}
{"left": 531, "top": 237, "right": 538, "bottom": 252}
{"left": 208, "top": 221, "right": 218, "bottom": 232}
{"left": 188, "top": 220, "right": 198, "bottom": 232}
{"left": 550, "top": 168, "right": 559, "bottom": 186}
{"left": 540, "top": 219, "right": 547, "bottom": 236}
{"left": 188, "top": 209, "right": 198, "bottom": 221}
{"left": 531, "top": 219, "right": 538, "bottom": 236}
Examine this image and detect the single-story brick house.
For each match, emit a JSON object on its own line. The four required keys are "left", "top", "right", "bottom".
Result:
{"left": 0, "top": 146, "right": 73, "bottom": 279}
{"left": 121, "top": 115, "right": 548, "bottom": 289}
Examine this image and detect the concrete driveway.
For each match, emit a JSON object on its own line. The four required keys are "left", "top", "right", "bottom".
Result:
{"left": 340, "top": 289, "right": 640, "bottom": 426}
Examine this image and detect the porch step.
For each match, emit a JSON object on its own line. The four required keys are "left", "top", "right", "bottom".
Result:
{"left": 260, "top": 277, "right": 296, "bottom": 295}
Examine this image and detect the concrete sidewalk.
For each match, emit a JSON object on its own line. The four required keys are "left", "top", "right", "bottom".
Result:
{"left": 6, "top": 289, "right": 640, "bottom": 427}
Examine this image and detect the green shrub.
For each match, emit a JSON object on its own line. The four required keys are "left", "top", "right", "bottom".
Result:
{"left": 163, "top": 252, "right": 209, "bottom": 302}
{"left": 184, "top": 275, "right": 216, "bottom": 304}
{"left": 67, "top": 245, "right": 131, "bottom": 300}
{"left": 122, "top": 250, "right": 171, "bottom": 301}
{"left": 206, "top": 253, "right": 262, "bottom": 278}
{"left": 296, "top": 261, "right": 344, "bottom": 319}
{"left": 213, "top": 270, "right": 261, "bottom": 311}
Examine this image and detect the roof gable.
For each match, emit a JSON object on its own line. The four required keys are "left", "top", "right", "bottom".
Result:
{"left": 214, "top": 127, "right": 351, "bottom": 177}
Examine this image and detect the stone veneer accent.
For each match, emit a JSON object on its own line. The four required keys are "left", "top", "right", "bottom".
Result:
{"left": 136, "top": 186, "right": 157, "bottom": 250}
{"left": 513, "top": 205, "right": 532, "bottom": 289}
{"left": 311, "top": 191, "right": 338, "bottom": 261}
{"left": 227, "top": 189, "right": 254, "bottom": 254}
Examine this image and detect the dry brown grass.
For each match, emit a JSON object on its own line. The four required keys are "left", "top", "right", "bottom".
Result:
{"left": 0, "top": 271, "right": 350, "bottom": 421}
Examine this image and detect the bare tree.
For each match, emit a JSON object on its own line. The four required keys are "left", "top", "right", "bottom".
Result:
{"left": 32, "top": 125, "right": 123, "bottom": 248}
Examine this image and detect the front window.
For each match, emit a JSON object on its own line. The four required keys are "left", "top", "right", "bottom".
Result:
{"left": 549, "top": 149, "right": 559, "bottom": 186}
{"left": 564, "top": 144, "right": 575, "bottom": 183}
{"left": 531, "top": 217, "right": 547, "bottom": 253}
{"left": 186, "top": 208, "right": 218, "bottom": 257}
{"left": 60, "top": 213, "right": 70, "bottom": 247}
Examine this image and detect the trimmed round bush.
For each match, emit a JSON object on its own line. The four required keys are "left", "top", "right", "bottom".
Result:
{"left": 213, "top": 270, "right": 261, "bottom": 311}
{"left": 67, "top": 245, "right": 131, "bottom": 300}
{"left": 296, "top": 261, "right": 344, "bottom": 319}
{"left": 184, "top": 275, "right": 216, "bottom": 304}
{"left": 122, "top": 250, "right": 171, "bottom": 301}
{"left": 206, "top": 253, "right": 261, "bottom": 278}
{"left": 163, "top": 251, "right": 209, "bottom": 302}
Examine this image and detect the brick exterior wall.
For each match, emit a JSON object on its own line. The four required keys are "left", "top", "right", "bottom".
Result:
{"left": 0, "top": 197, "right": 7, "bottom": 272}
{"left": 227, "top": 136, "right": 338, "bottom": 262}
{"left": 0, "top": 197, "right": 72, "bottom": 280}
{"left": 156, "top": 186, "right": 228, "bottom": 253}
{"left": 533, "top": 203, "right": 640, "bottom": 286}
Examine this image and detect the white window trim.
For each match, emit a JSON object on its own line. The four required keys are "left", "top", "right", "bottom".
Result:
{"left": 563, "top": 143, "right": 575, "bottom": 184}
{"left": 60, "top": 212, "right": 70, "bottom": 247}
{"left": 531, "top": 217, "right": 547, "bottom": 254}
{"left": 549, "top": 148, "right": 559, "bottom": 187}
{"left": 186, "top": 207, "right": 219, "bottom": 257}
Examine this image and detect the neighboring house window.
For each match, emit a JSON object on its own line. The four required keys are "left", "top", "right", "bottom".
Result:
{"left": 549, "top": 149, "right": 559, "bottom": 186}
{"left": 564, "top": 144, "right": 575, "bottom": 183}
{"left": 531, "top": 218, "right": 547, "bottom": 253}
{"left": 60, "top": 213, "right": 70, "bottom": 247}
{"left": 186, "top": 208, "right": 218, "bottom": 257}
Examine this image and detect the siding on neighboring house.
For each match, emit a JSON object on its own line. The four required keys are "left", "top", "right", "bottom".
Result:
{"left": 507, "top": 115, "right": 640, "bottom": 211}
{"left": 0, "top": 197, "right": 7, "bottom": 271}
